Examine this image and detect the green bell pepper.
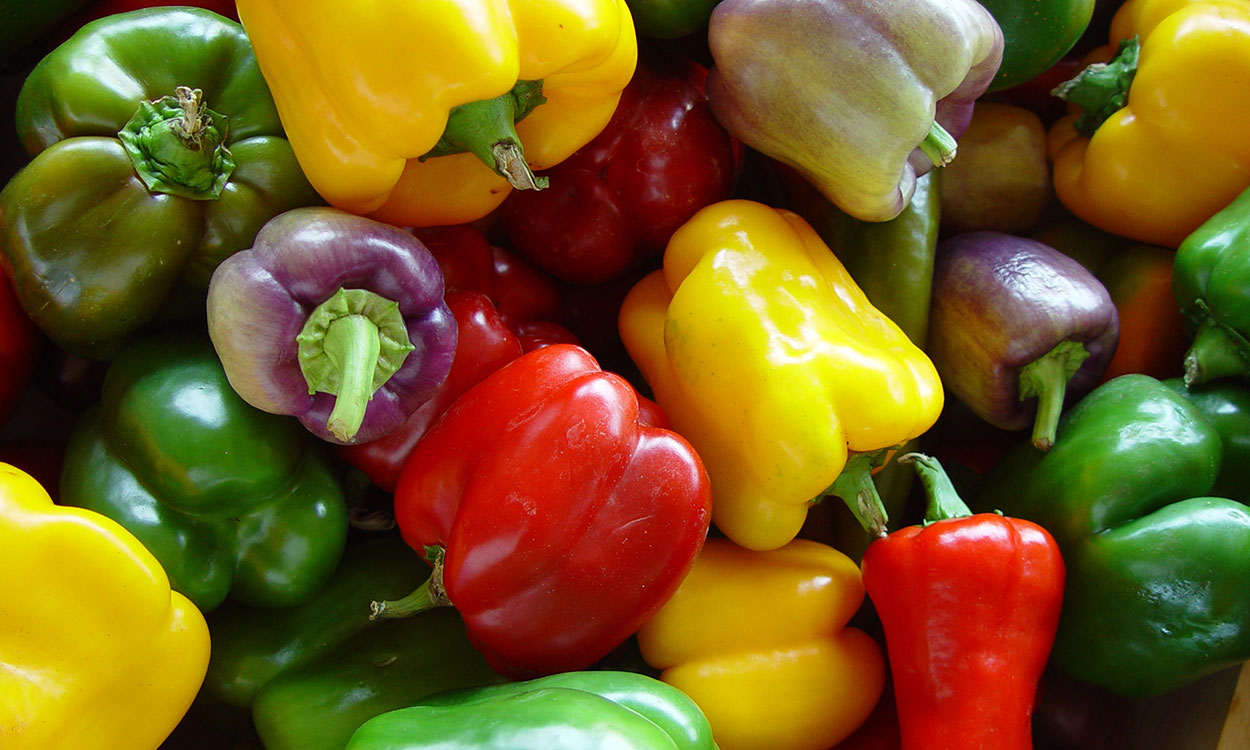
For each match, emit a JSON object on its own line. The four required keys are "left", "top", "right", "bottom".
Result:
{"left": 626, "top": 0, "right": 721, "bottom": 39}
{"left": 979, "top": 0, "right": 1095, "bottom": 92}
{"left": 0, "top": 6, "right": 319, "bottom": 359}
{"left": 977, "top": 373, "right": 1250, "bottom": 697}
{"left": 201, "top": 535, "right": 504, "bottom": 750}
{"left": 1165, "top": 377, "right": 1250, "bottom": 504}
{"left": 347, "top": 670, "right": 719, "bottom": 750}
{"left": 59, "top": 334, "right": 348, "bottom": 612}
{"left": 1173, "top": 182, "right": 1250, "bottom": 387}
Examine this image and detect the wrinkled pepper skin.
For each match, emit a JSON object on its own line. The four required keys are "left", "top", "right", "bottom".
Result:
{"left": 618, "top": 199, "right": 943, "bottom": 551}
{"left": 0, "top": 7, "right": 319, "bottom": 359}
{"left": 1048, "top": 0, "right": 1250, "bottom": 248}
{"left": 348, "top": 671, "right": 718, "bottom": 750}
{"left": 977, "top": 374, "right": 1250, "bottom": 697}
{"left": 705, "top": 0, "right": 1002, "bottom": 222}
{"left": 383, "top": 343, "right": 711, "bottom": 678}
{"left": 637, "top": 537, "right": 884, "bottom": 750}
{"left": 59, "top": 335, "right": 348, "bottom": 613}
{"left": 1172, "top": 182, "right": 1250, "bottom": 386}
{"left": 235, "top": 0, "right": 637, "bottom": 227}
{"left": 862, "top": 454, "right": 1065, "bottom": 750}
{"left": 0, "top": 463, "right": 210, "bottom": 750}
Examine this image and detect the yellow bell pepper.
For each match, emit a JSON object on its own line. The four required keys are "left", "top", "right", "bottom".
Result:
{"left": 636, "top": 537, "right": 885, "bottom": 750}
{"left": 0, "top": 463, "right": 210, "bottom": 750}
{"left": 235, "top": 0, "right": 637, "bottom": 227}
{"left": 1048, "top": 0, "right": 1250, "bottom": 248}
{"left": 617, "top": 199, "right": 944, "bottom": 551}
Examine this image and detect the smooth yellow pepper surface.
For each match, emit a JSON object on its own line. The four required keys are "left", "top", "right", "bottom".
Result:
{"left": 0, "top": 463, "right": 210, "bottom": 750}
{"left": 236, "top": 0, "right": 637, "bottom": 227}
{"left": 618, "top": 199, "right": 943, "bottom": 551}
{"left": 636, "top": 538, "right": 885, "bottom": 750}
{"left": 1049, "top": 0, "right": 1250, "bottom": 248}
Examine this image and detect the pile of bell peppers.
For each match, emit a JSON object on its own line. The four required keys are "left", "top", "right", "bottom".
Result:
{"left": 4, "top": 2, "right": 1250, "bottom": 750}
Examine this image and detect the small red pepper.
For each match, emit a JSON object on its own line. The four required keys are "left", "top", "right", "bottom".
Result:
{"left": 861, "top": 453, "right": 1065, "bottom": 750}
{"left": 497, "top": 46, "right": 740, "bottom": 285}
{"left": 371, "top": 343, "right": 712, "bottom": 679}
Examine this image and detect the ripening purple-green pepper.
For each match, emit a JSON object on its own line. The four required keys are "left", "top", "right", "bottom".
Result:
{"left": 206, "top": 207, "right": 457, "bottom": 445}
{"left": 705, "top": 0, "right": 1003, "bottom": 223}
{"left": 929, "top": 231, "right": 1119, "bottom": 451}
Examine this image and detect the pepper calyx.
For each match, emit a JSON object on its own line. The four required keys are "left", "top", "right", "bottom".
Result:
{"left": 117, "top": 85, "right": 235, "bottom": 200}
{"left": 1052, "top": 36, "right": 1140, "bottom": 138}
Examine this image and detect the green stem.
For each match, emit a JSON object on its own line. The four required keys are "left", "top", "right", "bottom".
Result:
{"left": 917, "top": 120, "right": 957, "bottom": 167}
{"left": 898, "top": 453, "right": 972, "bottom": 523}
{"left": 1019, "top": 340, "right": 1089, "bottom": 452}
{"left": 823, "top": 451, "right": 890, "bottom": 538}
{"left": 1052, "top": 36, "right": 1139, "bottom": 138}
{"left": 117, "top": 85, "right": 235, "bottom": 200}
{"left": 322, "top": 315, "right": 380, "bottom": 442}
{"left": 369, "top": 548, "right": 450, "bottom": 620}
{"left": 1184, "top": 319, "right": 1250, "bottom": 386}
{"left": 421, "top": 79, "right": 549, "bottom": 190}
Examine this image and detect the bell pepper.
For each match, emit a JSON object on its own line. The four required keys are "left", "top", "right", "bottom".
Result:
{"left": 0, "top": 7, "right": 320, "bottom": 360}
{"left": 1173, "top": 182, "right": 1250, "bottom": 386}
{"left": 1164, "top": 377, "right": 1250, "bottom": 504}
{"left": 704, "top": 0, "right": 1003, "bottom": 222}
{"left": 978, "top": 0, "right": 1095, "bottom": 91}
{"left": 618, "top": 199, "right": 944, "bottom": 552}
{"left": 626, "top": 0, "right": 721, "bottom": 39}
{"left": 497, "top": 46, "right": 740, "bottom": 285}
{"left": 0, "top": 462, "right": 210, "bottom": 750}
{"left": 58, "top": 334, "right": 349, "bottom": 612}
{"left": 0, "top": 269, "right": 37, "bottom": 426}
{"left": 861, "top": 453, "right": 1065, "bottom": 750}
{"left": 929, "top": 231, "right": 1119, "bottom": 451}
{"left": 201, "top": 536, "right": 503, "bottom": 750}
{"left": 234, "top": 0, "right": 637, "bottom": 227}
{"left": 206, "top": 207, "right": 457, "bottom": 445}
{"left": 347, "top": 671, "right": 718, "bottom": 750}
{"left": 636, "top": 537, "right": 885, "bottom": 750}
{"left": 977, "top": 373, "right": 1250, "bottom": 697}
{"left": 1048, "top": 0, "right": 1250, "bottom": 248}
{"left": 370, "top": 342, "right": 712, "bottom": 678}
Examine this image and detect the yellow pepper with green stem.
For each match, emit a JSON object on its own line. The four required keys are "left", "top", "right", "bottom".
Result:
{"left": 618, "top": 199, "right": 944, "bottom": 552}
{"left": 0, "top": 463, "right": 210, "bottom": 749}
{"left": 235, "top": 0, "right": 637, "bottom": 227}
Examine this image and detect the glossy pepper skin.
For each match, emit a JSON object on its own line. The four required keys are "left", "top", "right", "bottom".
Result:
{"left": 201, "top": 537, "right": 503, "bottom": 750}
{"left": 58, "top": 335, "right": 349, "bottom": 613}
{"left": 498, "top": 47, "right": 740, "bottom": 285}
{"left": 618, "top": 199, "right": 944, "bottom": 551}
{"left": 637, "top": 537, "right": 885, "bottom": 750}
{"left": 1172, "top": 183, "right": 1250, "bottom": 386}
{"left": 977, "top": 374, "right": 1250, "bottom": 697}
{"left": 207, "top": 207, "right": 457, "bottom": 445}
{"left": 0, "top": 463, "right": 210, "bottom": 750}
{"left": 1164, "top": 377, "right": 1250, "bottom": 504}
{"left": 0, "top": 7, "right": 319, "bottom": 360}
{"left": 1048, "top": 0, "right": 1250, "bottom": 248}
{"left": 374, "top": 343, "right": 712, "bottom": 679}
{"left": 978, "top": 0, "right": 1094, "bottom": 91}
{"left": 348, "top": 671, "right": 718, "bottom": 750}
{"left": 235, "top": 0, "right": 637, "bottom": 227}
{"left": 705, "top": 0, "right": 1002, "bottom": 222}
{"left": 862, "top": 454, "right": 1065, "bottom": 750}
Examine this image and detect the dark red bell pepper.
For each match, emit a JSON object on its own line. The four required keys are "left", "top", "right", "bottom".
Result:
{"left": 371, "top": 343, "right": 712, "bottom": 679}
{"left": 497, "top": 46, "right": 740, "bottom": 285}
{"left": 861, "top": 453, "right": 1065, "bottom": 750}
{"left": 0, "top": 271, "right": 38, "bottom": 425}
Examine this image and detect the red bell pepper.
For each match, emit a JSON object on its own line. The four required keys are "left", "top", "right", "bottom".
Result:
{"left": 861, "top": 453, "right": 1065, "bottom": 750}
{"left": 497, "top": 46, "right": 740, "bottom": 285}
{"left": 0, "top": 272, "right": 38, "bottom": 425}
{"left": 371, "top": 343, "right": 712, "bottom": 679}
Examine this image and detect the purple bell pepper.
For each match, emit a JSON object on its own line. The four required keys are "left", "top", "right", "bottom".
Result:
{"left": 206, "top": 207, "right": 456, "bottom": 444}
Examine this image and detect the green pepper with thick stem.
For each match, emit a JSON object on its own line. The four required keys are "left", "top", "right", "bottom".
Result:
{"left": 347, "top": 670, "right": 719, "bottom": 750}
{"left": 977, "top": 373, "right": 1250, "bottom": 697}
{"left": 0, "top": 7, "right": 320, "bottom": 360}
{"left": 59, "top": 334, "right": 348, "bottom": 613}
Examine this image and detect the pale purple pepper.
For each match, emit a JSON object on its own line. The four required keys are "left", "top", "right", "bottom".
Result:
{"left": 206, "top": 207, "right": 456, "bottom": 445}
{"left": 929, "top": 231, "right": 1119, "bottom": 451}
{"left": 706, "top": 0, "right": 1003, "bottom": 222}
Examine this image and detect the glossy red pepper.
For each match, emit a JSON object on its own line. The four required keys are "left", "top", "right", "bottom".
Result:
{"left": 0, "top": 272, "right": 38, "bottom": 425}
{"left": 861, "top": 453, "right": 1065, "bottom": 750}
{"left": 372, "top": 343, "right": 712, "bottom": 679}
{"left": 497, "top": 46, "right": 740, "bottom": 285}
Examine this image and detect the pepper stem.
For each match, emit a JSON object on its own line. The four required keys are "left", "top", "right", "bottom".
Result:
{"left": 898, "top": 453, "right": 972, "bottom": 523}
{"left": 117, "top": 85, "right": 235, "bottom": 200}
{"left": 1184, "top": 318, "right": 1250, "bottom": 386}
{"left": 421, "top": 79, "right": 549, "bottom": 190}
{"left": 1018, "top": 340, "right": 1089, "bottom": 452}
{"left": 323, "top": 315, "right": 381, "bottom": 442}
{"left": 369, "top": 547, "right": 451, "bottom": 620}
{"left": 917, "top": 120, "right": 958, "bottom": 167}
{"left": 822, "top": 450, "right": 891, "bottom": 538}
{"left": 1052, "top": 36, "right": 1139, "bottom": 138}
